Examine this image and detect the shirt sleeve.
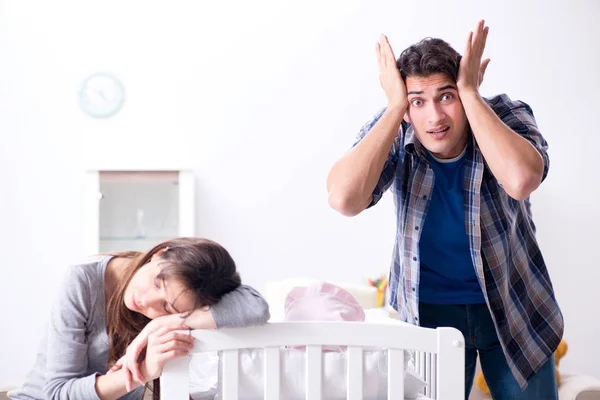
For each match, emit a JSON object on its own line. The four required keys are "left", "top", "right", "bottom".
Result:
{"left": 352, "top": 107, "right": 403, "bottom": 207}
{"left": 43, "top": 266, "right": 102, "bottom": 400}
{"left": 489, "top": 95, "right": 550, "bottom": 182}
{"left": 210, "top": 284, "right": 271, "bottom": 328}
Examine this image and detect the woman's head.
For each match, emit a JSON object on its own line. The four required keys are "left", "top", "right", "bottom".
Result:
{"left": 106, "top": 237, "right": 241, "bottom": 363}
{"left": 123, "top": 238, "right": 241, "bottom": 319}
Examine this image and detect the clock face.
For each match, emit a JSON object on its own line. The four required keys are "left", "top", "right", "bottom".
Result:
{"left": 78, "top": 73, "right": 125, "bottom": 118}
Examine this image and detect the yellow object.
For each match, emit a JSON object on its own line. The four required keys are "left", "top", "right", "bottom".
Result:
{"left": 376, "top": 290, "right": 385, "bottom": 308}
{"left": 367, "top": 276, "right": 388, "bottom": 307}
{"left": 475, "top": 340, "right": 568, "bottom": 394}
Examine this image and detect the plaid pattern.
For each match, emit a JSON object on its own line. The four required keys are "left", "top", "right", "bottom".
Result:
{"left": 354, "top": 94, "right": 563, "bottom": 389}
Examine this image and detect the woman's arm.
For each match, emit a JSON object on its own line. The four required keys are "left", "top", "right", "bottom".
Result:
{"left": 128, "top": 284, "right": 271, "bottom": 332}
{"left": 43, "top": 265, "right": 138, "bottom": 400}
{"left": 206, "top": 284, "right": 270, "bottom": 328}
{"left": 113, "top": 284, "right": 270, "bottom": 388}
{"left": 94, "top": 369, "right": 143, "bottom": 400}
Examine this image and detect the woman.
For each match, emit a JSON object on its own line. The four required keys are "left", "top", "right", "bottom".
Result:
{"left": 8, "top": 237, "right": 270, "bottom": 400}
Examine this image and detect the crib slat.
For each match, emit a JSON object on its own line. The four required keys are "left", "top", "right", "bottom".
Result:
{"left": 306, "top": 345, "right": 322, "bottom": 400}
{"left": 431, "top": 353, "right": 437, "bottom": 399}
{"left": 222, "top": 349, "right": 239, "bottom": 400}
{"left": 387, "top": 349, "right": 404, "bottom": 399}
{"left": 160, "top": 356, "right": 190, "bottom": 399}
{"left": 264, "top": 347, "right": 280, "bottom": 400}
{"left": 347, "top": 346, "right": 363, "bottom": 400}
{"left": 426, "top": 352, "right": 432, "bottom": 397}
{"left": 418, "top": 351, "right": 426, "bottom": 394}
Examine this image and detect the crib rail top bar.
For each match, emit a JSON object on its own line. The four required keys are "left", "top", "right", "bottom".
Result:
{"left": 186, "top": 322, "right": 462, "bottom": 354}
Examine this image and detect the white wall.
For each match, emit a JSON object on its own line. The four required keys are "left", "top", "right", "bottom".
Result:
{"left": 1, "top": 0, "right": 598, "bottom": 389}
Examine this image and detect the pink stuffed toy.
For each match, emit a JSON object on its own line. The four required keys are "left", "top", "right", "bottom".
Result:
{"left": 284, "top": 281, "right": 365, "bottom": 351}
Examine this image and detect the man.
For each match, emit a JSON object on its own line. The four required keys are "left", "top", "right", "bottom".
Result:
{"left": 327, "top": 20, "right": 563, "bottom": 399}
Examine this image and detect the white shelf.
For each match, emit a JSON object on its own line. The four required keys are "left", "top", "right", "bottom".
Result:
{"left": 86, "top": 169, "right": 195, "bottom": 255}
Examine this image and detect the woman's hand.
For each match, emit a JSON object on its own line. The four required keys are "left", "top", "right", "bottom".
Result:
{"left": 139, "top": 326, "right": 195, "bottom": 383}
{"left": 110, "top": 313, "right": 189, "bottom": 392}
{"left": 106, "top": 355, "right": 125, "bottom": 374}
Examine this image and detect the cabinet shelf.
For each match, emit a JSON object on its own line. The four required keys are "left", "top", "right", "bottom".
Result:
{"left": 86, "top": 169, "right": 195, "bottom": 255}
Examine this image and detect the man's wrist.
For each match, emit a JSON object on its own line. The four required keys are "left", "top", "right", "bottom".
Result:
{"left": 387, "top": 101, "right": 407, "bottom": 114}
{"left": 458, "top": 88, "right": 482, "bottom": 102}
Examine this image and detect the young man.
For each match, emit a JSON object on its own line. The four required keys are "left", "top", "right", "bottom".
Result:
{"left": 327, "top": 20, "right": 563, "bottom": 399}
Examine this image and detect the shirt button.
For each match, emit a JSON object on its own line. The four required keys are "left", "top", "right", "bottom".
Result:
{"left": 422, "top": 195, "right": 427, "bottom": 199}
{"left": 415, "top": 226, "right": 419, "bottom": 231}
{"left": 413, "top": 257, "right": 417, "bottom": 261}
{"left": 412, "top": 287, "right": 416, "bottom": 292}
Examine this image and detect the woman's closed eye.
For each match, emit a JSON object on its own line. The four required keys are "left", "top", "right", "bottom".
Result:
{"left": 153, "top": 277, "right": 171, "bottom": 314}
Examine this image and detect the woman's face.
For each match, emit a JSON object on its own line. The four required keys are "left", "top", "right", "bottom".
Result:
{"left": 123, "top": 253, "right": 196, "bottom": 319}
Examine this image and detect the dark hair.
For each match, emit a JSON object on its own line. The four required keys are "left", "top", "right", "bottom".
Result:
{"left": 396, "top": 38, "right": 462, "bottom": 82}
{"left": 105, "top": 237, "right": 241, "bottom": 399}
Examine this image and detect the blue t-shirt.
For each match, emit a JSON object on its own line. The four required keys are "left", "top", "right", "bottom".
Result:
{"left": 418, "top": 147, "right": 485, "bottom": 304}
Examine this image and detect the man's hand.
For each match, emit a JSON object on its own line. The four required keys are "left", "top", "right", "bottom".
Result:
{"left": 376, "top": 34, "right": 408, "bottom": 109}
{"left": 457, "top": 20, "right": 491, "bottom": 97}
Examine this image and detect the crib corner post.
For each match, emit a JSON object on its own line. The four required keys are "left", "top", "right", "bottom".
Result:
{"left": 161, "top": 356, "right": 192, "bottom": 400}
{"left": 436, "top": 327, "right": 465, "bottom": 400}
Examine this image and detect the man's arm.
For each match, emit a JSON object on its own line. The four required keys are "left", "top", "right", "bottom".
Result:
{"left": 457, "top": 20, "right": 544, "bottom": 200}
{"left": 327, "top": 105, "right": 405, "bottom": 216}
{"left": 327, "top": 34, "right": 407, "bottom": 216}
{"left": 461, "top": 91, "right": 545, "bottom": 200}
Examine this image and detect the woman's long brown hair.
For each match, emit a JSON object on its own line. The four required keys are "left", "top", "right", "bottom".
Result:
{"left": 105, "top": 238, "right": 241, "bottom": 399}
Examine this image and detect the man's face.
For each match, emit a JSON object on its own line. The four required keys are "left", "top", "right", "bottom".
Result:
{"left": 404, "top": 73, "right": 469, "bottom": 159}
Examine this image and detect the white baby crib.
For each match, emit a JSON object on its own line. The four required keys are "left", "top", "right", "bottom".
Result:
{"left": 160, "top": 321, "right": 465, "bottom": 400}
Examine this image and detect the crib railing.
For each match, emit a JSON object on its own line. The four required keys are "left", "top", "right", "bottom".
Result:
{"left": 160, "top": 321, "right": 464, "bottom": 400}
{"left": 216, "top": 344, "right": 408, "bottom": 400}
{"left": 416, "top": 350, "right": 438, "bottom": 398}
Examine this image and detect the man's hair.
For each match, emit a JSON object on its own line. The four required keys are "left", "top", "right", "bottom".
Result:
{"left": 396, "top": 38, "right": 462, "bottom": 82}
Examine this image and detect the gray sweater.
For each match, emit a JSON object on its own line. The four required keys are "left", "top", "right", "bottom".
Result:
{"left": 8, "top": 256, "right": 270, "bottom": 400}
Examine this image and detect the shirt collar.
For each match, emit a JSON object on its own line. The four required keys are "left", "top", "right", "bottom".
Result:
{"left": 403, "top": 124, "right": 427, "bottom": 159}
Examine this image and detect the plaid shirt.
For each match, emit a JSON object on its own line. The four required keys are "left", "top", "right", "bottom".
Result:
{"left": 355, "top": 94, "right": 564, "bottom": 389}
